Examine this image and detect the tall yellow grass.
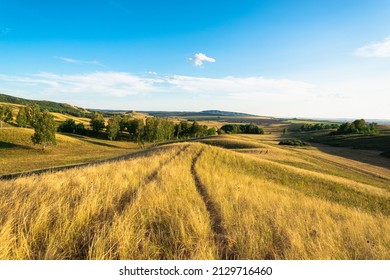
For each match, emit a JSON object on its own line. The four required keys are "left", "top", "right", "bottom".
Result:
{"left": 0, "top": 141, "right": 389, "bottom": 259}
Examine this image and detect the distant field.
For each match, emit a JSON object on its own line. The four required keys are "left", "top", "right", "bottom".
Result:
{"left": 284, "top": 119, "right": 341, "bottom": 125}
{"left": 0, "top": 127, "right": 147, "bottom": 175}
{"left": 1, "top": 135, "right": 389, "bottom": 260}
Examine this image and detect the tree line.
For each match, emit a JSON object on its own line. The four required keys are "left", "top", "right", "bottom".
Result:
{"left": 4, "top": 104, "right": 266, "bottom": 150}
{"left": 300, "top": 123, "right": 340, "bottom": 131}
{"left": 218, "top": 124, "right": 264, "bottom": 134}
{"left": 84, "top": 112, "right": 217, "bottom": 144}
{"left": 332, "top": 119, "right": 378, "bottom": 135}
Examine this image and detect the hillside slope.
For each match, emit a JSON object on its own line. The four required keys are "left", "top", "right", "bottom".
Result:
{"left": 0, "top": 127, "right": 145, "bottom": 174}
{"left": 0, "top": 93, "right": 90, "bottom": 117}
{"left": 0, "top": 140, "right": 389, "bottom": 260}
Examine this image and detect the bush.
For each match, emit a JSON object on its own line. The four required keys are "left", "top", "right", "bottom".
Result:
{"left": 279, "top": 139, "right": 310, "bottom": 146}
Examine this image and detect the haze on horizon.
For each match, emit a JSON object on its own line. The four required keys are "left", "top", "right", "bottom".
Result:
{"left": 1, "top": 0, "right": 390, "bottom": 119}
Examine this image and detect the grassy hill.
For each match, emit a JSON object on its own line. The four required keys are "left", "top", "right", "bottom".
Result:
{"left": 0, "top": 136, "right": 389, "bottom": 260}
{"left": 0, "top": 93, "right": 90, "bottom": 117}
{"left": 0, "top": 127, "right": 147, "bottom": 175}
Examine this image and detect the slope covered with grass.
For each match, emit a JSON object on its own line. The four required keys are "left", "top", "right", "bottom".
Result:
{"left": 0, "top": 140, "right": 389, "bottom": 260}
{"left": 0, "top": 127, "right": 144, "bottom": 175}
{"left": 0, "top": 93, "right": 90, "bottom": 117}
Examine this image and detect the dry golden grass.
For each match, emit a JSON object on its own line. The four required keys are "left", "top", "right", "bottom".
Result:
{"left": 195, "top": 145, "right": 390, "bottom": 259}
{"left": 0, "top": 138, "right": 389, "bottom": 260}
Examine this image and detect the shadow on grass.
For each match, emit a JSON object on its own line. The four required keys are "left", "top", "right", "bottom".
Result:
{"left": 59, "top": 133, "right": 122, "bottom": 149}
{"left": 0, "top": 141, "right": 32, "bottom": 150}
{"left": 276, "top": 131, "right": 390, "bottom": 172}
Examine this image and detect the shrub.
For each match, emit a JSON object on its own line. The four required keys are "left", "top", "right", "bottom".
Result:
{"left": 279, "top": 139, "right": 310, "bottom": 146}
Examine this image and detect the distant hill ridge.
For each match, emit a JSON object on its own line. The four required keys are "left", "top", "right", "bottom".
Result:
{"left": 0, "top": 92, "right": 254, "bottom": 118}
{"left": 0, "top": 93, "right": 90, "bottom": 117}
{"left": 138, "top": 110, "right": 255, "bottom": 117}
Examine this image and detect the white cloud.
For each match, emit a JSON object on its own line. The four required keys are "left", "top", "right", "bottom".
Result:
{"left": 188, "top": 53, "right": 216, "bottom": 67}
{"left": 146, "top": 71, "right": 157, "bottom": 75}
{"left": 57, "top": 56, "right": 102, "bottom": 65}
{"left": 0, "top": 72, "right": 162, "bottom": 97}
{"left": 1, "top": 71, "right": 390, "bottom": 118}
{"left": 355, "top": 37, "right": 390, "bottom": 57}
{"left": 167, "top": 75, "right": 313, "bottom": 96}
{"left": 0, "top": 72, "right": 312, "bottom": 98}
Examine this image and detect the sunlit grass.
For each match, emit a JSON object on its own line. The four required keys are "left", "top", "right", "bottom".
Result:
{"left": 0, "top": 127, "right": 147, "bottom": 174}
{"left": 0, "top": 138, "right": 389, "bottom": 260}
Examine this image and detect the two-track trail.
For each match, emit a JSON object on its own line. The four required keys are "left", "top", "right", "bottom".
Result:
{"left": 116, "top": 145, "right": 190, "bottom": 213}
{"left": 191, "top": 148, "right": 237, "bottom": 260}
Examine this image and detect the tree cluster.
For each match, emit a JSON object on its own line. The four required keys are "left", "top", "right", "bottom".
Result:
{"left": 300, "top": 123, "right": 340, "bottom": 131}
{"left": 219, "top": 124, "right": 264, "bottom": 134}
{"left": 334, "top": 119, "right": 378, "bottom": 135}
{"left": 90, "top": 112, "right": 106, "bottom": 133}
{"left": 92, "top": 113, "right": 217, "bottom": 143}
{"left": 57, "top": 119, "right": 86, "bottom": 135}
{"left": 174, "top": 120, "right": 215, "bottom": 138}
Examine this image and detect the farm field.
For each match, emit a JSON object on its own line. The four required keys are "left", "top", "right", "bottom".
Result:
{"left": 1, "top": 135, "right": 389, "bottom": 260}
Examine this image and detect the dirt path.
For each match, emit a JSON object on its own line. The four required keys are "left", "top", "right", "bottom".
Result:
{"left": 191, "top": 149, "right": 236, "bottom": 259}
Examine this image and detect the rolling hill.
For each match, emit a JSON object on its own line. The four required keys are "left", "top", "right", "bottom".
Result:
{"left": 0, "top": 93, "right": 90, "bottom": 117}
{"left": 0, "top": 136, "right": 389, "bottom": 260}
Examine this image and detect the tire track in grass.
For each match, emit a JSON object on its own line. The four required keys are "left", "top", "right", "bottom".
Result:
{"left": 191, "top": 148, "right": 236, "bottom": 260}
{"left": 73, "top": 144, "right": 190, "bottom": 259}
{"left": 116, "top": 144, "right": 190, "bottom": 213}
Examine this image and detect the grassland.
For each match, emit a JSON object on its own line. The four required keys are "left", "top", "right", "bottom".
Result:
{"left": 0, "top": 127, "right": 147, "bottom": 175}
{"left": 0, "top": 135, "right": 389, "bottom": 260}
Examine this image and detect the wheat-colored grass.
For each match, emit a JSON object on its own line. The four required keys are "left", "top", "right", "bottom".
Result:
{"left": 0, "top": 140, "right": 389, "bottom": 260}
{"left": 195, "top": 145, "right": 390, "bottom": 259}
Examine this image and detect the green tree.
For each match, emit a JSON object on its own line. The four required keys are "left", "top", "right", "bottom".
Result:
{"left": 368, "top": 122, "right": 378, "bottom": 134}
{"left": 0, "top": 106, "right": 13, "bottom": 128}
{"left": 16, "top": 107, "right": 28, "bottom": 127}
{"left": 207, "top": 128, "right": 216, "bottom": 135}
{"left": 353, "top": 119, "right": 366, "bottom": 132}
{"left": 220, "top": 124, "right": 241, "bottom": 134}
{"left": 107, "top": 115, "right": 121, "bottom": 140}
{"left": 31, "top": 110, "right": 57, "bottom": 150}
{"left": 57, "top": 119, "right": 77, "bottom": 133}
{"left": 119, "top": 114, "right": 132, "bottom": 132}
{"left": 127, "top": 119, "right": 144, "bottom": 139}
{"left": 90, "top": 112, "right": 105, "bottom": 133}
{"left": 143, "top": 117, "right": 175, "bottom": 143}
{"left": 75, "top": 123, "right": 86, "bottom": 135}
{"left": 25, "top": 104, "right": 42, "bottom": 127}
{"left": 190, "top": 121, "right": 204, "bottom": 137}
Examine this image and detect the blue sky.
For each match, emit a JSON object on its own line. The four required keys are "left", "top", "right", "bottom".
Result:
{"left": 1, "top": 0, "right": 390, "bottom": 118}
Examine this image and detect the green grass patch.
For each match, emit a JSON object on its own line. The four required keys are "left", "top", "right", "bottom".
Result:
{"left": 0, "top": 127, "right": 145, "bottom": 174}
